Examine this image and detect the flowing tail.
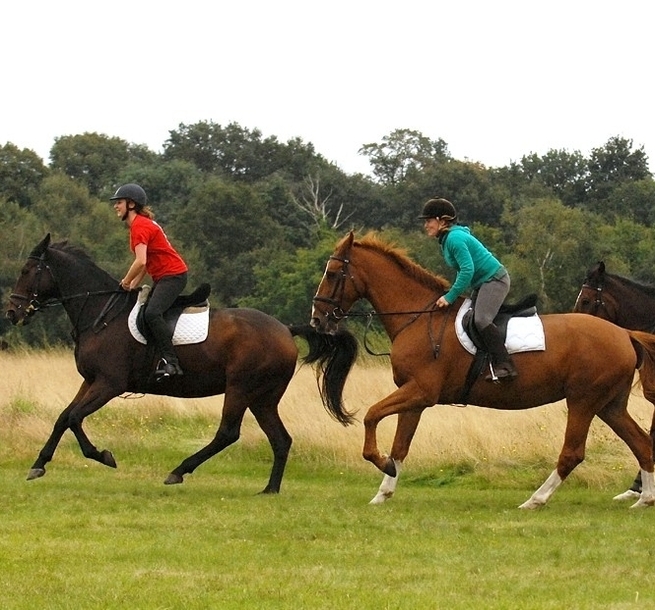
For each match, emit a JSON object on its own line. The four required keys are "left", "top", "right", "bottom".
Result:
{"left": 630, "top": 331, "right": 655, "bottom": 404}
{"left": 289, "top": 324, "right": 358, "bottom": 426}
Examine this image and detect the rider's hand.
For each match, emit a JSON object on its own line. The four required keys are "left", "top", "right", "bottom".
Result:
{"left": 436, "top": 296, "right": 450, "bottom": 308}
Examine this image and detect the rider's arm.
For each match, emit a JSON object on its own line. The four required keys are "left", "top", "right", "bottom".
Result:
{"left": 121, "top": 243, "right": 148, "bottom": 290}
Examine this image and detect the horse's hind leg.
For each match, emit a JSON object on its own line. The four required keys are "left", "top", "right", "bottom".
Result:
{"left": 616, "top": 400, "right": 655, "bottom": 500}
{"left": 596, "top": 396, "right": 655, "bottom": 508}
{"left": 249, "top": 401, "right": 292, "bottom": 494}
{"left": 164, "top": 391, "right": 247, "bottom": 485}
{"left": 519, "top": 400, "right": 596, "bottom": 509}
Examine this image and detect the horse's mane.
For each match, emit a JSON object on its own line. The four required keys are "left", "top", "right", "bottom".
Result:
{"left": 608, "top": 272, "right": 655, "bottom": 299}
{"left": 49, "top": 241, "right": 93, "bottom": 262}
{"left": 353, "top": 233, "right": 451, "bottom": 293}
{"left": 46, "top": 240, "right": 117, "bottom": 282}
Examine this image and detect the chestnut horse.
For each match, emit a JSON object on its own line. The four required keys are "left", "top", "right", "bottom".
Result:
{"left": 310, "top": 232, "right": 655, "bottom": 509}
{"left": 574, "top": 261, "right": 655, "bottom": 500}
{"left": 5, "top": 234, "right": 357, "bottom": 493}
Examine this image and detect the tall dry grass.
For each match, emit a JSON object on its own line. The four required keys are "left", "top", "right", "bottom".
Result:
{"left": 1, "top": 349, "right": 652, "bottom": 484}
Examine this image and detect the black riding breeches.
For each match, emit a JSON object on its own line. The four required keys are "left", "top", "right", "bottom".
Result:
{"left": 143, "top": 273, "right": 188, "bottom": 355}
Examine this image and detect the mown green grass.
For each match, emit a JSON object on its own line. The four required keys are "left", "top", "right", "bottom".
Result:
{"left": 2, "top": 350, "right": 653, "bottom": 609}
{"left": 1, "top": 437, "right": 653, "bottom": 610}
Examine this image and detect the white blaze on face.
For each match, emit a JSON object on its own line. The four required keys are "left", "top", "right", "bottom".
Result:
{"left": 311, "top": 260, "right": 332, "bottom": 321}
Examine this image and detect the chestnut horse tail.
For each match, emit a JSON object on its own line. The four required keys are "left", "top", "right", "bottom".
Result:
{"left": 289, "top": 324, "right": 358, "bottom": 426}
{"left": 630, "top": 330, "right": 655, "bottom": 404}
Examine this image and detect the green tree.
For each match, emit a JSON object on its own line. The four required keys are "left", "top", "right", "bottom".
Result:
{"left": 359, "top": 128, "right": 450, "bottom": 186}
{"left": 163, "top": 121, "right": 323, "bottom": 182}
{"left": 171, "top": 177, "right": 287, "bottom": 306}
{"left": 518, "top": 149, "right": 588, "bottom": 207}
{"left": 238, "top": 226, "right": 339, "bottom": 323}
{"left": 114, "top": 158, "right": 204, "bottom": 225}
{"left": 0, "top": 143, "right": 49, "bottom": 207}
{"left": 584, "top": 136, "right": 652, "bottom": 215}
{"left": 503, "top": 199, "right": 599, "bottom": 312}
{"left": 50, "top": 132, "right": 140, "bottom": 196}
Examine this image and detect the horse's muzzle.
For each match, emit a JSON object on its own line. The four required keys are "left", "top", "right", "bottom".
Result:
{"left": 5, "top": 308, "right": 28, "bottom": 326}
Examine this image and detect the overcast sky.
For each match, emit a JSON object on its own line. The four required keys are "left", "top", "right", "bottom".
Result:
{"left": 3, "top": 1, "right": 655, "bottom": 176}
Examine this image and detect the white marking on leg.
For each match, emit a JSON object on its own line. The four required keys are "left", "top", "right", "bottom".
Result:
{"left": 519, "top": 470, "right": 562, "bottom": 509}
{"left": 369, "top": 460, "right": 402, "bottom": 505}
{"left": 630, "top": 470, "right": 655, "bottom": 508}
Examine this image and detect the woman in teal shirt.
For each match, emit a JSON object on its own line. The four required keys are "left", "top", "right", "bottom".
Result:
{"left": 419, "top": 198, "right": 517, "bottom": 381}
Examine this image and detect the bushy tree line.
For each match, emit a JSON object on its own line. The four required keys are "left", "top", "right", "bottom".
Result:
{"left": 2, "top": 123, "right": 655, "bottom": 347}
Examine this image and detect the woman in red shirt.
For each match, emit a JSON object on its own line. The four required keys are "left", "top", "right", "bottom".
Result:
{"left": 111, "top": 183, "right": 188, "bottom": 379}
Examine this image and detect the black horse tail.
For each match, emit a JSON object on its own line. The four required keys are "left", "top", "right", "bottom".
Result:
{"left": 288, "top": 324, "right": 358, "bottom": 426}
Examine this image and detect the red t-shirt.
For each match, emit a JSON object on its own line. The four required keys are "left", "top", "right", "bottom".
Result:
{"left": 129, "top": 214, "right": 188, "bottom": 282}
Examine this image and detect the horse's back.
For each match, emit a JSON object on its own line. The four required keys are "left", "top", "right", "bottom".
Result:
{"left": 206, "top": 307, "right": 298, "bottom": 363}
{"left": 540, "top": 312, "right": 638, "bottom": 372}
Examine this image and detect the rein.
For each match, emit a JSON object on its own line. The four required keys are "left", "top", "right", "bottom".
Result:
{"left": 313, "top": 253, "right": 451, "bottom": 358}
{"left": 344, "top": 303, "right": 450, "bottom": 358}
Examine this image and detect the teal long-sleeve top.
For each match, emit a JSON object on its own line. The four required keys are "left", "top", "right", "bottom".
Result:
{"left": 439, "top": 225, "right": 503, "bottom": 304}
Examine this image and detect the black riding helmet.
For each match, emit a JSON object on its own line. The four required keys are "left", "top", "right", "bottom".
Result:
{"left": 110, "top": 183, "right": 148, "bottom": 209}
{"left": 418, "top": 198, "right": 457, "bottom": 221}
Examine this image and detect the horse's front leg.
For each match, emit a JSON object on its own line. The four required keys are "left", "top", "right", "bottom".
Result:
{"left": 27, "top": 381, "right": 90, "bottom": 480}
{"left": 370, "top": 408, "right": 425, "bottom": 505}
{"left": 67, "top": 380, "right": 122, "bottom": 469}
{"left": 362, "top": 382, "right": 431, "bottom": 478}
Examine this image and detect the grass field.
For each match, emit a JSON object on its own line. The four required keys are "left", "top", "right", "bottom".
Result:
{"left": 2, "top": 349, "right": 654, "bottom": 609}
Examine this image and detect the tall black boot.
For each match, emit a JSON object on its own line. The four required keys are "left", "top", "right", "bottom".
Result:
{"left": 480, "top": 324, "right": 518, "bottom": 382}
{"left": 147, "top": 315, "right": 183, "bottom": 379}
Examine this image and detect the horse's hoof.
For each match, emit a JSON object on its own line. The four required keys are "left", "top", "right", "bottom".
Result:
{"left": 630, "top": 496, "right": 655, "bottom": 509}
{"left": 382, "top": 458, "right": 397, "bottom": 478}
{"left": 26, "top": 468, "right": 45, "bottom": 481}
{"left": 369, "top": 491, "right": 393, "bottom": 505}
{"left": 518, "top": 499, "right": 543, "bottom": 510}
{"left": 100, "top": 450, "right": 117, "bottom": 469}
{"left": 613, "top": 489, "right": 641, "bottom": 501}
{"left": 258, "top": 487, "right": 279, "bottom": 495}
{"left": 164, "top": 473, "right": 184, "bottom": 485}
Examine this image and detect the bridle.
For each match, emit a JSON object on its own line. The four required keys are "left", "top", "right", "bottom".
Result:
{"left": 8, "top": 252, "right": 60, "bottom": 319}
{"left": 577, "top": 281, "right": 606, "bottom": 315}
{"left": 311, "top": 255, "right": 363, "bottom": 323}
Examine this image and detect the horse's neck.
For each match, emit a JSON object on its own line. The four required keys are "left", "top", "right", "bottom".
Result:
{"left": 53, "top": 257, "right": 119, "bottom": 324}
{"left": 610, "top": 278, "right": 655, "bottom": 330}
{"left": 358, "top": 251, "right": 441, "bottom": 337}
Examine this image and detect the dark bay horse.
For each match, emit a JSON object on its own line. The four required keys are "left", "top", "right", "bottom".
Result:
{"left": 310, "top": 232, "right": 655, "bottom": 509}
{"left": 5, "top": 234, "right": 358, "bottom": 493}
{"left": 574, "top": 260, "right": 655, "bottom": 500}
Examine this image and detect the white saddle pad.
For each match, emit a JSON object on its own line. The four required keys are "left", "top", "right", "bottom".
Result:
{"left": 128, "top": 285, "right": 210, "bottom": 346}
{"left": 455, "top": 298, "right": 546, "bottom": 356}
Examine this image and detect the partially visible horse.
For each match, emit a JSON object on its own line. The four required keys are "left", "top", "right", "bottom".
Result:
{"left": 310, "top": 232, "right": 655, "bottom": 509}
{"left": 574, "top": 260, "right": 655, "bottom": 500}
{"left": 5, "top": 234, "right": 358, "bottom": 493}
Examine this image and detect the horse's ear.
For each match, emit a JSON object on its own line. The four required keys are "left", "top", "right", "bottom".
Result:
{"left": 598, "top": 261, "right": 605, "bottom": 275}
{"left": 346, "top": 231, "right": 355, "bottom": 247}
{"left": 31, "top": 234, "right": 51, "bottom": 258}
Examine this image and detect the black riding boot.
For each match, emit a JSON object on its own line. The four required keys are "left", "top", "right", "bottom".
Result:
{"left": 480, "top": 324, "right": 518, "bottom": 382}
{"left": 147, "top": 315, "right": 183, "bottom": 379}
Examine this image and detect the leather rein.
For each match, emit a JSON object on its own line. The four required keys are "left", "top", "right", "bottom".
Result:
{"left": 312, "top": 254, "right": 450, "bottom": 358}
